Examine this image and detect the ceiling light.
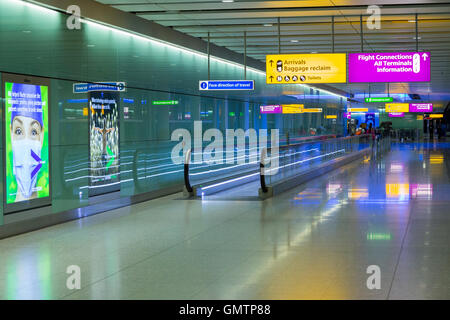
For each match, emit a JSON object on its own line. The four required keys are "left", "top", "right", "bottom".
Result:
{"left": 311, "top": 51, "right": 317, "bottom": 53}
{"left": 413, "top": 37, "right": 421, "bottom": 40}
{"left": 408, "top": 20, "right": 416, "bottom": 23}
{"left": 290, "top": 40, "right": 299, "bottom": 43}
{"left": 263, "top": 23, "right": 273, "bottom": 27}
{"left": 222, "top": 0, "right": 234, "bottom": 2}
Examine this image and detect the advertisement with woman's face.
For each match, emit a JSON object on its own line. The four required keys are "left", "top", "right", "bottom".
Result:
{"left": 5, "top": 82, "right": 49, "bottom": 204}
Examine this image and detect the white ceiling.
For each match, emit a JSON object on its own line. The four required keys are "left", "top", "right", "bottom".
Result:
{"left": 95, "top": 0, "right": 450, "bottom": 100}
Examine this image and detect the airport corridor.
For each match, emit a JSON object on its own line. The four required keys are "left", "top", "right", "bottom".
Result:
{"left": 0, "top": 141, "right": 449, "bottom": 300}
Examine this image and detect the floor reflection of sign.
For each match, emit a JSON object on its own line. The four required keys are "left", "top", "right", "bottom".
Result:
{"left": 89, "top": 91, "right": 120, "bottom": 195}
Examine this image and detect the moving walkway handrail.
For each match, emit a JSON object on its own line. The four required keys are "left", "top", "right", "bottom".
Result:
{"left": 183, "top": 134, "right": 355, "bottom": 195}
{"left": 184, "top": 148, "right": 193, "bottom": 193}
{"left": 259, "top": 134, "right": 372, "bottom": 193}
{"left": 260, "top": 147, "right": 268, "bottom": 193}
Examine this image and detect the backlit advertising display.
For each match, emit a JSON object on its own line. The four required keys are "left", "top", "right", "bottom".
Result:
{"left": 89, "top": 91, "right": 120, "bottom": 195}
{"left": 4, "top": 79, "right": 50, "bottom": 210}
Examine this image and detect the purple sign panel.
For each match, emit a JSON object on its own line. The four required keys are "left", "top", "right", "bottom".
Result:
{"left": 343, "top": 112, "right": 351, "bottom": 119}
{"left": 410, "top": 103, "right": 433, "bottom": 112}
{"left": 389, "top": 112, "right": 404, "bottom": 117}
{"left": 260, "top": 105, "right": 282, "bottom": 114}
{"left": 349, "top": 52, "right": 431, "bottom": 83}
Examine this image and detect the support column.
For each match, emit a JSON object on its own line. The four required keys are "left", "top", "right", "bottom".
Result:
{"left": 221, "top": 99, "right": 229, "bottom": 132}
{"left": 244, "top": 101, "right": 250, "bottom": 130}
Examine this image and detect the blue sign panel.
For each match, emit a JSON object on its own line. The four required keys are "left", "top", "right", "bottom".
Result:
{"left": 199, "top": 80, "right": 254, "bottom": 91}
{"left": 73, "top": 82, "right": 126, "bottom": 93}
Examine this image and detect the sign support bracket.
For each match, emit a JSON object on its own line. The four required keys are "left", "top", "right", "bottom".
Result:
{"left": 415, "top": 13, "right": 419, "bottom": 52}
{"left": 244, "top": 31, "right": 247, "bottom": 80}
{"left": 331, "top": 16, "right": 335, "bottom": 53}
{"left": 278, "top": 17, "right": 281, "bottom": 54}
{"left": 360, "top": 15, "right": 364, "bottom": 52}
{"left": 207, "top": 32, "right": 210, "bottom": 81}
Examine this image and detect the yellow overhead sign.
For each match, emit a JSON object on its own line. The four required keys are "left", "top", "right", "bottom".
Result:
{"left": 303, "top": 108, "right": 323, "bottom": 113}
{"left": 385, "top": 103, "right": 409, "bottom": 113}
{"left": 348, "top": 108, "right": 368, "bottom": 112}
{"left": 417, "top": 115, "right": 423, "bottom": 120}
{"left": 266, "top": 53, "right": 347, "bottom": 84}
{"left": 282, "top": 104, "right": 304, "bottom": 114}
{"left": 325, "top": 115, "right": 337, "bottom": 119}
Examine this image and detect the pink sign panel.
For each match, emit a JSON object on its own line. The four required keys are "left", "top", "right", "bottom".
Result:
{"left": 410, "top": 103, "right": 433, "bottom": 112}
{"left": 389, "top": 112, "right": 404, "bottom": 117}
{"left": 343, "top": 112, "right": 351, "bottom": 119}
{"left": 260, "top": 105, "right": 282, "bottom": 114}
{"left": 349, "top": 52, "right": 431, "bottom": 83}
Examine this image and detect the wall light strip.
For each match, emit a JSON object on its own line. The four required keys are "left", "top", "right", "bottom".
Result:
{"left": 79, "top": 18, "right": 266, "bottom": 76}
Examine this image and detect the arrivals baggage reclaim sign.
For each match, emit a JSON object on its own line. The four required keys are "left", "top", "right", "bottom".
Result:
{"left": 348, "top": 52, "right": 430, "bottom": 83}
{"left": 265, "top": 53, "right": 347, "bottom": 84}
{"left": 265, "top": 52, "right": 430, "bottom": 85}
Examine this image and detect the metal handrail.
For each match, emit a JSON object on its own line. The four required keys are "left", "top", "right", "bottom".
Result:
{"left": 259, "top": 134, "right": 372, "bottom": 193}
{"left": 184, "top": 148, "right": 193, "bottom": 193}
{"left": 259, "top": 147, "right": 268, "bottom": 193}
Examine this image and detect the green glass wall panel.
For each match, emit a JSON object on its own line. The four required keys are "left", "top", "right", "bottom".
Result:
{"left": 50, "top": 79, "right": 89, "bottom": 213}
{"left": 0, "top": 71, "right": 3, "bottom": 225}
{"left": 0, "top": 0, "right": 345, "bottom": 214}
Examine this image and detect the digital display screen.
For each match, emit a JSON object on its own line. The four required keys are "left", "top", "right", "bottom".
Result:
{"left": 4, "top": 82, "right": 50, "bottom": 204}
{"left": 89, "top": 91, "right": 120, "bottom": 192}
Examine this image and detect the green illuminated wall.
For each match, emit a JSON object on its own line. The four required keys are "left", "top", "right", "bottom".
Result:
{"left": 0, "top": 0, "right": 344, "bottom": 221}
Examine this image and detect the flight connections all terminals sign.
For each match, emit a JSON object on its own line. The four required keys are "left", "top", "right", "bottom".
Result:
{"left": 199, "top": 80, "right": 254, "bottom": 90}
{"left": 348, "top": 52, "right": 431, "bottom": 83}
{"left": 266, "top": 53, "right": 347, "bottom": 84}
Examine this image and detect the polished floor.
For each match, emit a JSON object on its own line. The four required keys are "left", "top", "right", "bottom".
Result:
{"left": 0, "top": 141, "right": 449, "bottom": 299}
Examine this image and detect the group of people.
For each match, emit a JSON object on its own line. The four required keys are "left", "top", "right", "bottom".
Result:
{"left": 428, "top": 121, "right": 447, "bottom": 139}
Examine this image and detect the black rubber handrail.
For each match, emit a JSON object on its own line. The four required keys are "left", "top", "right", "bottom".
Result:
{"left": 259, "top": 134, "right": 372, "bottom": 193}
{"left": 184, "top": 148, "right": 193, "bottom": 193}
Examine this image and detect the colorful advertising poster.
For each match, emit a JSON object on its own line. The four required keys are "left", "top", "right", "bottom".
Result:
{"left": 365, "top": 113, "right": 375, "bottom": 127}
{"left": 89, "top": 91, "right": 120, "bottom": 195}
{"left": 260, "top": 105, "right": 282, "bottom": 114}
{"left": 266, "top": 53, "right": 347, "bottom": 84}
{"left": 348, "top": 52, "right": 431, "bottom": 83}
{"left": 4, "top": 82, "right": 50, "bottom": 205}
{"left": 410, "top": 103, "right": 433, "bottom": 112}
